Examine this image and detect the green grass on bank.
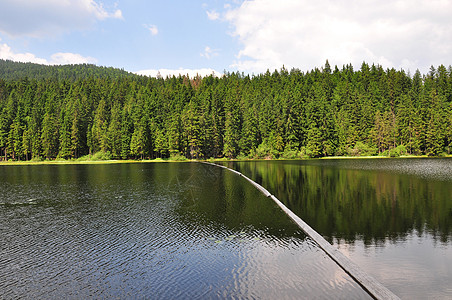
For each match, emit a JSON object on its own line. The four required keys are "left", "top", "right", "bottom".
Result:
{"left": 1, "top": 152, "right": 450, "bottom": 166}
{"left": 0, "top": 151, "right": 189, "bottom": 166}
{"left": 0, "top": 159, "right": 191, "bottom": 166}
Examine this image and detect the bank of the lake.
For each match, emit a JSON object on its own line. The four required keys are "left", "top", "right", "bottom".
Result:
{"left": 0, "top": 158, "right": 186, "bottom": 166}
{"left": 1, "top": 154, "right": 450, "bottom": 166}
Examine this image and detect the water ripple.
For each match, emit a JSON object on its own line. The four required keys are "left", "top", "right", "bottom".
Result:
{"left": 0, "top": 163, "right": 370, "bottom": 299}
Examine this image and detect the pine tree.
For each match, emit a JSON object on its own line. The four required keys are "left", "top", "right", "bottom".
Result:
{"left": 0, "top": 61, "right": 451, "bottom": 160}
{"left": 425, "top": 90, "right": 446, "bottom": 156}
{"left": 90, "top": 98, "right": 109, "bottom": 153}
{"left": 58, "top": 107, "right": 72, "bottom": 159}
{"left": 239, "top": 104, "right": 260, "bottom": 157}
{"left": 41, "top": 98, "right": 59, "bottom": 159}
{"left": 22, "top": 116, "right": 33, "bottom": 160}
{"left": 223, "top": 83, "right": 242, "bottom": 158}
{"left": 107, "top": 101, "right": 122, "bottom": 158}
{"left": 153, "top": 128, "right": 168, "bottom": 158}
{"left": 120, "top": 104, "right": 132, "bottom": 159}
{"left": 306, "top": 123, "right": 323, "bottom": 157}
{"left": 8, "top": 106, "right": 25, "bottom": 160}
{"left": 130, "top": 115, "right": 149, "bottom": 159}
{"left": 446, "top": 102, "right": 452, "bottom": 154}
{"left": 0, "top": 107, "right": 9, "bottom": 160}
{"left": 70, "top": 98, "right": 84, "bottom": 158}
{"left": 181, "top": 105, "right": 203, "bottom": 159}
{"left": 167, "top": 114, "right": 181, "bottom": 156}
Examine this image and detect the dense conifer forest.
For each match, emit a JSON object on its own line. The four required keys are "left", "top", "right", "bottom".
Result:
{"left": 0, "top": 59, "right": 135, "bottom": 81}
{"left": 0, "top": 59, "right": 451, "bottom": 161}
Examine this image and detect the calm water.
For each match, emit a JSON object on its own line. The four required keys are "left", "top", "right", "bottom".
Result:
{"left": 0, "top": 163, "right": 370, "bottom": 299}
{"left": 222, "top": 158, "right": 452, "bottom": 299}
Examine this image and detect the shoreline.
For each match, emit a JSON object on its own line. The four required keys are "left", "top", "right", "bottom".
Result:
{"left": 0, "top": 155, "right": 450, "bottom": 166}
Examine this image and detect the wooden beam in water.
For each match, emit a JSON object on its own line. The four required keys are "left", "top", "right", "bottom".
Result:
{"left": 202, "top": 161, "right": 399, "bottom": 300}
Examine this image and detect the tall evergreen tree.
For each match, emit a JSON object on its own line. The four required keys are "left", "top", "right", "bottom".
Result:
{"left": 425, "top": 90, "right": 447, "bottom": 156}
{"left": 0, "top": 61, "right": 451, "bottom": 160}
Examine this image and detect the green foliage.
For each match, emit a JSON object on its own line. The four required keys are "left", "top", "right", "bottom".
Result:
{"left": 169, "top": 153, "right": 187, "bottom": 161}
{"left": 253, "top": 138, "right": 283, "bottom": 159}
{"left": 0, "top": 59, "right": 136, "bottom": 81}
{"left": 389, "top": 145, "right": 408, "bottom": 157}
{"left": 77, "top": 151, "right": 112, "bottom": 161}
{"left": 235, "top": 153, "right": 249, "bottom": 160}
{"left": 30, "top": 156, "right": 44, "bottom": 162}
{"left": 281, "top": 149, "right": 299, "bottom": 159}
{"left": 348, "top": 142, "right": 377, "bottom": 156}
{"left": 298, "top": 147, "right": 312, "bottom": 159}
{"left": 0, "top": 60, "right": 451, "bottom": 161}
{"left": 91, "top": 151, "right": 112, "bottom": 161}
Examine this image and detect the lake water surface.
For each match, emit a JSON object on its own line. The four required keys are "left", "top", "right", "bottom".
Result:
{"left": 0, "top": 163, "right": 370, "bottom": 299}
{"left": 222, "top": 158, "right": 452, "bottom": 299}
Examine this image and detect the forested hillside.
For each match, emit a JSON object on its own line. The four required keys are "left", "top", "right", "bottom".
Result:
{"left": 0, "top": 59, "right": 136, "bottom": 81}
{"left": 0, "top": 60, "right": 451, "bottom": 161}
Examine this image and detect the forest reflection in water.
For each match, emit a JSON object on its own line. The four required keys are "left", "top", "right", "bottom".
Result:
{"left": 222, "top": 158, "right": 452, "bottom": 299}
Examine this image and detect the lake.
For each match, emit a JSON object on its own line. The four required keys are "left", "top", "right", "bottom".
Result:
{"left": 0, "top": 162, "right": 370, "bottom": 299}
{"left": 221, "top": 158, "right": 452, "bottom": 299}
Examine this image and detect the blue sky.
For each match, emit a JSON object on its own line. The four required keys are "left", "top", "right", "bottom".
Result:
{"left": 1, "top": 0, "right": 451, "bottom": 77}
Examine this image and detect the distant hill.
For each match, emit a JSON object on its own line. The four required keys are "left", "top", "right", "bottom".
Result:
{"left": 0, "top": 59, "right": 140, "bottom": 81}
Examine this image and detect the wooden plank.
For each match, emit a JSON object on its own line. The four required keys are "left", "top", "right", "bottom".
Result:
{"left": 202, "top": 162, "right": 399, "bottom": 300}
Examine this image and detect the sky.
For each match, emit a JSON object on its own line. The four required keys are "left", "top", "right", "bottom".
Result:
{"left": 0, "top": 0, "right": 451, "bottom": 77}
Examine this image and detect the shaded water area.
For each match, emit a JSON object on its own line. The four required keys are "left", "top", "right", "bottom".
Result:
{"left": 0, "top": 163, "right": 371, "bottom": 299}
{"left": 222, "top": 158, "right": 452, "bottom": 299}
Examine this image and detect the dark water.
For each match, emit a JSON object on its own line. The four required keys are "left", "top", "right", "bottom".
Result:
{"left": 222, "top": 158, "right": 452, "bottom": 299}
{"left": 0, "top": 163, "right": 370, "bottom": 299}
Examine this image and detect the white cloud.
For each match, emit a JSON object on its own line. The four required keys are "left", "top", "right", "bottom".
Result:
{"left": 135, "top": 68, "right": 221, "bottom": 78}
{"left": 49, "top": 52, "right": 97, "bottom": 65}
{"left": 223, "top": 0, "right": 452, "bottom": 73}
{"left": 206, "top": 10, "right": 220, "bottom": 21}
{"left": 144, "top": 24, "right": 159, "bottom": 36}
{"left": 0, "top": 41, "right": 97, "bottom": 65}
{"left": 0, "top": 0, "right": 123, "bottom": 37}
{"left": 200, "top": 46, "right": 219, "bottom": 59}
{"left": 0, "top": 42, "right": 48, "bottom": 64}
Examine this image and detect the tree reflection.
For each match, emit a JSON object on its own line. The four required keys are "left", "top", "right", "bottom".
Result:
{"left": 224, "top": 160, "right": 452, "bottom": 245}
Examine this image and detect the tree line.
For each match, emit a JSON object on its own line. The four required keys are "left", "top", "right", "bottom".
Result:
{"left": 0, "top": 60, "right": 451, "bottom": 161}
{"left": 0, "top": 59, "right": 135, "bottom": 82}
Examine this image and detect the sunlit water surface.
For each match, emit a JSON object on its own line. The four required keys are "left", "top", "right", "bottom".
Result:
{"left": 222, "top": 158, "right": 452, "bottom": 299}
{"left": 0, "top": 163, "right": 370, "bottom": 299}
